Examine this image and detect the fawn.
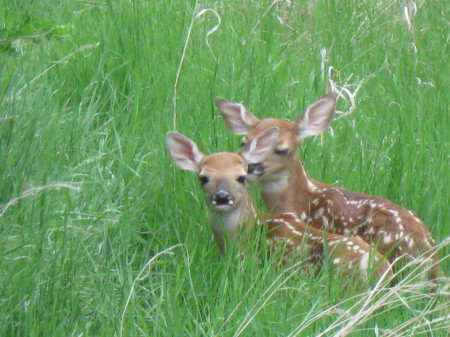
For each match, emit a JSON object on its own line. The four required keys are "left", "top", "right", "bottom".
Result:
{"left": 216, "top": 93, "right": 438, "bottom": 280}
{"left": 166, "top": 128, "right": 392, "bottom": 279}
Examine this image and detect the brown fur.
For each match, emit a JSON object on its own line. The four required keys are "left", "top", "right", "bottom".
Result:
{"left": 216, "top": 93, "right": 439, "bottom": 280}
{"left": 166, "top": 131, "right": 392, "bottom": 280}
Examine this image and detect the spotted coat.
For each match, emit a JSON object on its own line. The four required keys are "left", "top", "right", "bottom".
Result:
{"left": 216, "top": 93, "right": 439, "bottom": 280}
{"left": 266, "top": 212, "right": 392, "bottom": 278}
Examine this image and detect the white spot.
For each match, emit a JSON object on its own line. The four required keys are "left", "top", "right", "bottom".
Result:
{"left": 284, "top": 212, "right": 300, "bottom": 222}
{"left": 413, "top": 216, "right": 422, "bottom": 223}
{"left": 352, "top": 245, "right": 361, "bottom": 253}
{"left": 331, "top": 188, "right": 345, "bottom": 197}
{"left": 359, "top": 253, "right": 370, "bottom": 271}
{"left": 390, "top": 210, "right": 399, "bottom": 217}
{"left": 285, "top": 239, "right": 295, "bottom": 246}
{"left": 395, "top": 231, "right": 404, "bottom": 240}
{"left": 383, "top": 233, "right": 393, "bottom": 244}
{"left": 322, "top": 217, "right": 330, "bottom": 230}
{"left": 270, "top": 218, "right": 285, "bottom": 223}
{"left": 283, "top": 221, "right": 304, "bottom": 237}
{"left": 333, "top": 258, "right": 341, "bottom": 265}
{"left": 311, "top": 235, "right": 323, "bottom": 243}
{"left": 300, "top": 212, "right": 307, "bottom": 221}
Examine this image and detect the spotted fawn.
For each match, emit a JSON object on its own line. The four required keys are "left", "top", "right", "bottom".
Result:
{"left": 216, "top": 93, "right": 438, "bottom": 280}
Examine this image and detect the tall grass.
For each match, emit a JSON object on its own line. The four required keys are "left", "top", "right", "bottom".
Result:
{"left": 0, "top": 0, "right": 448, "bottom": 336}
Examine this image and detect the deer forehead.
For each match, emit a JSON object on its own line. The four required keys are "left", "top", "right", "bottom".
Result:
{"left": 199, "top": 152, "right": 247, "bottom": 177}
{"left": 245, "top": 118, "right": 296, "bottom": 147}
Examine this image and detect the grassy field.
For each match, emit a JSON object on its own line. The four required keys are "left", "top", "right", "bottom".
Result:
{"left": 1, "top": 0, "right": 449, "bottom": 336}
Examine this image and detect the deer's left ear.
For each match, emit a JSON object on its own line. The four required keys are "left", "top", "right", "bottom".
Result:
{"left": 239, "top": 127, "right": 279, "bottom": 164}
{"left": 166, "top": 132, "right": 205, "bottom": 173}
{"left": 295, "top": 92, "right": 337, "bottom": 141}
{"left": 216, "top": 98, "right": 260, "bottom": 135}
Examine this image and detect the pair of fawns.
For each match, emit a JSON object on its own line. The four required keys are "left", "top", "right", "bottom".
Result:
{"left": 167, "top": 93, "right": 439, "bottom": 283}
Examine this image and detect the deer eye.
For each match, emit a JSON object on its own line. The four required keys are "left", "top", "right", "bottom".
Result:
{"left": 237, "top": 176, "right": 247, "bottom": 184}
{"left": 275, "top": 149, "right": 289, "bottom": 156}
{"left": 199, "top": 176, "right": 209, "bottom": 185}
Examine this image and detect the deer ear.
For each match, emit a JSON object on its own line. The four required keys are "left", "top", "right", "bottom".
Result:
{"left": 166, "top": 132, "right": 204, "bottom": 173}
{"left": 295, "top": 92, "right": 337, "bottom": 140}
{"left": 239, "top": 127, "right": 279, "bottom": 164}
{"left": 215, "top": 98, "right": 260, "bottom": 135}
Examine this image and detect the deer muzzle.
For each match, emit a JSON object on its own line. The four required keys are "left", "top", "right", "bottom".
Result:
{"left": 211, "top": 179, "right": 235, "bottom": 210}
{"left": 248, "top": 163, "right": 265, "bottom": 180}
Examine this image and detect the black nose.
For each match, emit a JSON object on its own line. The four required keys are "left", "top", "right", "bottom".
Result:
{"left": 212, "top": 191, "right": 234, "bottom": 206}
{"left": 248, "top": 163, "right": 264, "bottom": 176}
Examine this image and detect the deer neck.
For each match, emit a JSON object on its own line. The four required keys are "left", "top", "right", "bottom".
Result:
{"left": 260, "top": 157, "right": 316, "bottom": 215}
{"left": 209, "top": 193, "right": 257, "bottom": 240}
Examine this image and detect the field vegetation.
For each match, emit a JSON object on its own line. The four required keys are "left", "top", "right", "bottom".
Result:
{"left": 0, "top": 0, "right": 448, "bottom": 336}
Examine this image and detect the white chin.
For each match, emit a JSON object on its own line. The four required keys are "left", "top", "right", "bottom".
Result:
{"left": 212, "top": 204, "right": 234, "bottom": 212}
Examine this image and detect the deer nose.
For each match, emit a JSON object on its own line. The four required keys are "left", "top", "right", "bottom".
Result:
{"left": 212, "top": 190, "right": 234, "bottom": 206}
{"left": 248, "top": 163, "right": 264, "bottom": 176}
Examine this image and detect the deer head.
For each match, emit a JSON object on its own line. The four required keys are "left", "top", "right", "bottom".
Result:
{"left": 216, "top": 93, "right": 337, "bottom": 183}
{"left": 166, "top": 127, "right": 279, "bottom": 254}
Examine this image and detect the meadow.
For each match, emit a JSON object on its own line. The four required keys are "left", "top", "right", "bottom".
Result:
{"left": 0, "top": 0, "right": 449, "bottom": 336}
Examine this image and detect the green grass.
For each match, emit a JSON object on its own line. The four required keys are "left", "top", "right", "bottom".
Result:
{"left": 0, "top": 0, "right": 449, "bottom": 336}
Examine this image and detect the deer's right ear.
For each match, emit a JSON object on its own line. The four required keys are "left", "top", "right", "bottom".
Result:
{"left": 239, "top": 127, "right": 279, "bottom": 164}
{"left": 215, "top": 98, "right": 260, "bottom": 135}
{"left": 166, "top": 132, "right": 204, "bottom": 173}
